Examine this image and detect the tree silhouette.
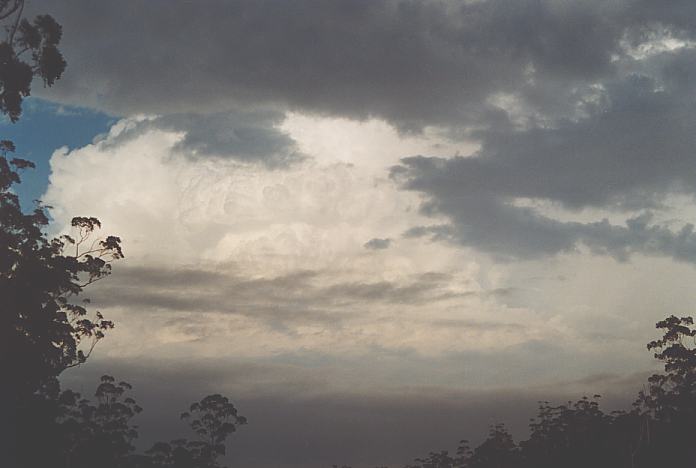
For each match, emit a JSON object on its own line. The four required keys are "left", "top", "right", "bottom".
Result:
{"left": 56, "top": 375, "right": 143, "bottom": 468}
{"left": 0, "top": 5, "right": 125, "bottom": 466}
{"left": 2, "top": 146, "right": 123, "bottom": 398}
{"left": 404, "top": 440, "right": 471, "bottom": 468}
{"left": 632, "top": 315, "right": 696, "bottom": 467}
{"left": 0, "top": 0, "right": 66, "bottom": 121}
{"left": 2, "top": 146, "right": 124, "bottom": 465}
{"left": 180, "top": 394, "right": 248, "bottom": 463}
{"left": 519, "top": 396, "right": 621, "bottom": 468}
{"left": 142, "top": 394, "right": 247, "bottom": 468}
{"left": 1, "top": 5, "right": 250, "bottom": 468}
{"left": 467, "top": 424, "right": 518, "bottom": 468}
{"left": 12, "top": 372, "right": 249, "bottom": 468}
{"left": 0, "top": 0, "right": 110, "bottom": 401}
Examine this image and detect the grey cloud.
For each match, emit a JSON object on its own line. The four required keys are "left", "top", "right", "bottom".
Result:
{"left": 430, "top": 317, "right": 521, "bottom": 331}
{"left": 157, "top": 111, "right": 305, "bottom": 167}
{"left": 92, "top": 267, "right": 334, "bottom": 330}
{"left": 626, "top": 0, "right": 696, "bottom": 36}
{"left": 393, "top": 69, "right": 696, "bottom": 262}
{"left": 89, "top": 265, "right": 480, "bottom": 331}
{"left": 31, "top": 0, "right": 651, "bottom": 129}
{"left": 400, "top": 195, "right": 696, "bottom": 263}
{"left": 95, "top": 109, "right": 304, "bottom": 167}
{"left": 401, "top": 74, "right": 696, "bottom": 210}
{"left": 364, "top": 237, "right": 391, "bottom": 250}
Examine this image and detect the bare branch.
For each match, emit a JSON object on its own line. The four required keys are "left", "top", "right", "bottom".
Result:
{"left": 7, "top": 0, "right": 23, "bottom": 45}
{"left": 0, "top": 0, "right": 21, "bottom": 22}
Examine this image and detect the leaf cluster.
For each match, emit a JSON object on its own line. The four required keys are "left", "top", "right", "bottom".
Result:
{"left": 0, "top": 0, "right": 66, "bottom": 121}
{"left": 2, "top": 142, "right": 123, "bottom": 397}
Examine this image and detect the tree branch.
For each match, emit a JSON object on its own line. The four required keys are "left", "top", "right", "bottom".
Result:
{"left": 7, "top": 0, "right": 23, "bottom": 45}
{"left": 0, "top": 0, "right": 21, "bottom": 22}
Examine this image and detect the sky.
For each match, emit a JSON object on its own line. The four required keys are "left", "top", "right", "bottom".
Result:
{"left": 11, "top": 0, "right": 696, "bottom": 466}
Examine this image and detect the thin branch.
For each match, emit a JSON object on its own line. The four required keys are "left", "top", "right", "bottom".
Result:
{"left": 0, "top": 0, "right": 21, "bottom": 21}
{"left": 76, "top": 275, "right": 109, "bottom": 288}
{"left": 13, "top": 45, "right": 27, "bottom": 56}
{"left": 64, "top": 337, "right": 99, "bottom": 370}
{"left": 75, "top": 248, "right": 105, "bottom": 258}
{"left": 75, "top": 227, "right": 89, "bottom": 256}
{"left": 7, "top": 0, "right": 23, "bottom": 45}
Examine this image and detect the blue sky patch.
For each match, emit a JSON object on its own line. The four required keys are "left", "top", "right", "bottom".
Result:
{"left": 1, "top": 98, "right": 115, "bottom": 207}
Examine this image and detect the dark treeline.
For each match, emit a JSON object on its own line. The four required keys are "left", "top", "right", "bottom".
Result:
{"left": 337, "top": 315, "right": 696, "bottom": 468}
{"left": 3, "top": 2, "right": 696, "bottom": 468}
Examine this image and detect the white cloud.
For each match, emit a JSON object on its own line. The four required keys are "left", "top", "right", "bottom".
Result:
{"left": 44, "top": 116, "right": 549, "bottom": 358}
{"left": 44, "top": 113, "right": 689, "bottom": 394}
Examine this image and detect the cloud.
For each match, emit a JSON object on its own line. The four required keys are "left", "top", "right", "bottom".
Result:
{"left": 30, "top": 0, "right": 696, "bottom": 265}
{"left": 91, "top": 265, "right": 480, "bottom": 321}
{"left": 364, "top": 237, "right": 391, "bottom": 250}
{"left": 392, "top": 69, "right": 696, "bottom": 262}
{"left": 28, "top": 0, "right": 696, "bottom": 265}
{"left": 42, "top": 113, "right": 696, "bottom": 467}
{"left": 45, "top": 117, "right": 557, "bottom": 360}
{"left": 31, "top": 0, "right": 671, "bottom": 130}
{"left": 93, "top": 110, "right": 304, "bottom": 167}
{"left": 86, "top": 261, "right": 543, "bottom": 358}
{"left": 43, "top": 112, "right": 696, "bottom": 366}
{"left": 45, "top": 115, "right": 444, "bottom": 265}
{"left": 154, "top": 111, "right": 305, "bottom": 167}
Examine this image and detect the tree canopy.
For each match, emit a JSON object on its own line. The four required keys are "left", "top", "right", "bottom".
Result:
{"left": 1, "top": 139, "right": 123, "bottom": 398}
{"left": 0, "top": 0, "right": 66, "bottom": 121}
{"left": 1, "top": 4, "right": 247, "bottom": 468}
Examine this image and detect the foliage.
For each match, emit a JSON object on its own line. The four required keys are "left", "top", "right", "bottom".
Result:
{"left": 467, "top": 425, "right": 518, "bottom": 468}
{"left": 141, "top": 394, "right": 248, "bottom": 468}
{"left": 1, "top": 0, "right": 109, "bottom": 399}
{"left": 404, "top": 440, "right": 471, "bottom": 468}
{"left": 181, "top": 394, "right": 248, "bottom": 461}
{"left": 520, "top": 396, "right": 623, "bottom": 468}
{"left": 634, "top": 315, "right": 696, "bottom": 467}
{"left": 1, "top": 141, "right": 123, "bottom": 396}
{"left": 13, "top": 374, "right": 248, "bottom": 468}
{"left": 56, "top": 376, "right": 143, "bottom": 468}
{"left": 642, "top": 315, "right": 696, "bottom": 418}
{"left": 0, "top": 0, "right": 66, "bottom": 121}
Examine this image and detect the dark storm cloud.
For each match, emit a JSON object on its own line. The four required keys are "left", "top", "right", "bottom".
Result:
{"left": 32, "top": 0, "right": 639, "bottom": 129}
{"left": 625, "top": 0, "right": 696, "bottom": 34}
{"left": 393, "top": 68, "right": 696, "bottom": 262}
{"left": 446, "top": 75, "right": 696, "bottom": 210}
